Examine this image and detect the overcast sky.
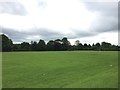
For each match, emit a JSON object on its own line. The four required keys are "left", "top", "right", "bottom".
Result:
{"left": 0, "top": 0, "right": 119, "bottom": 45}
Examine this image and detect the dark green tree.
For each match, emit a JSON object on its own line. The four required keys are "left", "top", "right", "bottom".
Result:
{"left": 83, "top": 43, "right": 88, "bottom": 50}
{"left": 21, "top": 42, "right": 30, "bottom": 51}
{"left": 1, "top": 34, "right": 119, "bottom": 51}
{"left": 38, "top": 39, "right": 46, "bottom": 51}
{"left": 92, "top": 43, "right": 101, "bottom": 50}
{"left": 75, "top": 40, "right": 80, "bottom": 46}
{"left": 46, "top": 40, "right": 54, "bottom": 51}
{"left": 12, "top": 44, "right": 21, "bottom": 51}
{"left": 101, "top": 42, "right": 111, "bottom": 51}
{"left": 1, "top": 34, "right": 13, "bottom": 51}
{"left": 61, "top": 37, "right": 70, "bottom": 50}
{"left": 54, "top": 39, "right": 62, "bottom": 51}
{"left": 31, "top": 41, "right": 38, "bottom": 51}
{"left": 77, "top": 43, "right": 83, "bottom": 50}
{"left": 87, "top": 44, "right": 92, "bottom": 50}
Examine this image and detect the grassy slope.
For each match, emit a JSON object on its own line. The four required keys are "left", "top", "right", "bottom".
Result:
{"left": 2, "top": 51, "right": 118, "bottom": 88}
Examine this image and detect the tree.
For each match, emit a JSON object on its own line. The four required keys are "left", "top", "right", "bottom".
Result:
{"left": 38, "top": 39, "right": 46, "bottom": 51}
{"left": 1, "top": 34, "right": 119, "bottom": 51}
{"left": 47, "top": 40, "right": 54, "bottom": 51}
{"left": 101, "top": 42, "right": 111, "bottom": 51}
{"left": 12, "top": 44, "right": 21, "bottom": 51}
{"left": 83, "top": 43, "right": 88, "bottom": 50}
{"left": 61, "top": 37, "right": 71, "bottom": 50}
{"left": 92, "top": 43, "right": 101, "bottom": 50}
{"left": 21, "top": 42, "right": 30, "bottom": 51}
{"left": 88, "top": 44, "right": 92, "bottom": 50}
{"left": 54, "top": 39, "right": 62, "bottom": 51}
{"left": 75, "top": 40, "right": 80, "bottom": 46}
{"left": 1, "top": 34, "right": 13, "bottom": 51}
{"left": 31, "top": 41, "right": 38, "bottom": 51}
{"left": 77, "top": 43, "right": 83, "bottom": 50}
{"left": 95, "top": 43, "right": 101, "bottom": 50}
{"left": 110, "top": 45, "right": 119, "bottom": 51}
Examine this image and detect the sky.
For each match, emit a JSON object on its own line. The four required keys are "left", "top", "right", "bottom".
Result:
{"left": 0, "top": 0, "right": 119, "bottom": 45}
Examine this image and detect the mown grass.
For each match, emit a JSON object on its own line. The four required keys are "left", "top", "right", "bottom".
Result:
{"left": 2, "top": 51, "right": 118, "bottom": 88}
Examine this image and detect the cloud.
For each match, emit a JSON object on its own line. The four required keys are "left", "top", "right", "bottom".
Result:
{"left": 0, "top": 0, "right": 27, "bottom": 15}
{"left": 1, "top": 26, "right": 65, "bottom": 43}
{"left": 0, "top": 0, "right": 118, "bottom": 45}
{"left": 0, "top": 25, "right": 99, "bottom": 44}
{"left": 82, "top": 1, "right": 118, "bottom": 33}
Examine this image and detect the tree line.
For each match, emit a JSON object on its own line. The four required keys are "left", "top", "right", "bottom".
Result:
{"left": 1, "top": 34, "right": 120, "bottom": 52}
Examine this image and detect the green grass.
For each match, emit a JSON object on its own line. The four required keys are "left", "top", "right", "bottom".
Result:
{"left": 2, "top": 51, "right": 118, "bottom": 88}
{"left": 0, "top": 52, "right": 2, "bottom": 90}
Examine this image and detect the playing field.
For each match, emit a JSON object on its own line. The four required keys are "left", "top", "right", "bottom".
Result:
{"left": 2, "top": 51, "right": 118, "bottom": 88}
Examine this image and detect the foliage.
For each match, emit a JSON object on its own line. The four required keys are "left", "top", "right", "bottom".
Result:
{"left": 21, "top": 42, "right": 30, "bottom": 51}
{"left": 1, "top": 34, "right": 13, "bottom": 51}
{"left": 38, "top": 39, "right": 46, "bottom": 51}
{"left": 1, "top": 34, "right": 119, "bottom": 51}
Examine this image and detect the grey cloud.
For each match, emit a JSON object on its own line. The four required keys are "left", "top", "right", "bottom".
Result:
{"left": 0, "top": 1, "right": 118, "bottom": 43}
{"left": 75, "top": 32, "right": 96, "bottom": 38}
{"left": 0, "top": 1, "right": 27, "bottom": 15}
{"left": 83, "top": 2, "right": 117, "bottom": 16}
{"left": 1, "top": 26, "right": 99, "bottom": 43}
{"left": 90, "top": 16, "right": 118, "bottom": 33}
{"left": 26, "top": 28, "right": 65, "bottom": 41}
{"left": 67, "top": 28, "right": 97, "bottom": 39}
{"left": 37, "top": 0, "right": 47, "bottom": 9}
{"left": 83, "top": 2, "right": 118, "bottom": 33}
{"left": 1, "top": 27, "right": 29, "bottom": 42}
{"left": 70, "top": 1, "right": 118, "bottom": 37}
{"left": 1, "top": 26, "right": 64, "bottom": 43}
{"left": 118, "top": 2, "right": 120, "bottom": 29}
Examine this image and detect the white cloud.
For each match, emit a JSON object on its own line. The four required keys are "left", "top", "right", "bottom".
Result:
{"left": 0, "top": 0, "right": 118, "bottom": 45}
{"left": 0, "top": 13, "right": 34, "bottom": 30}
{"left": 69, "top": 31, "right": 118, "bottom": 45}
{"left": 0, "top": 0, "right": 96, "bottom": 33}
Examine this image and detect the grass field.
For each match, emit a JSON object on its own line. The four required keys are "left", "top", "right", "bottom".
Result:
{"left": 2, "top": 51, "right": 118, "bottom": 88}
